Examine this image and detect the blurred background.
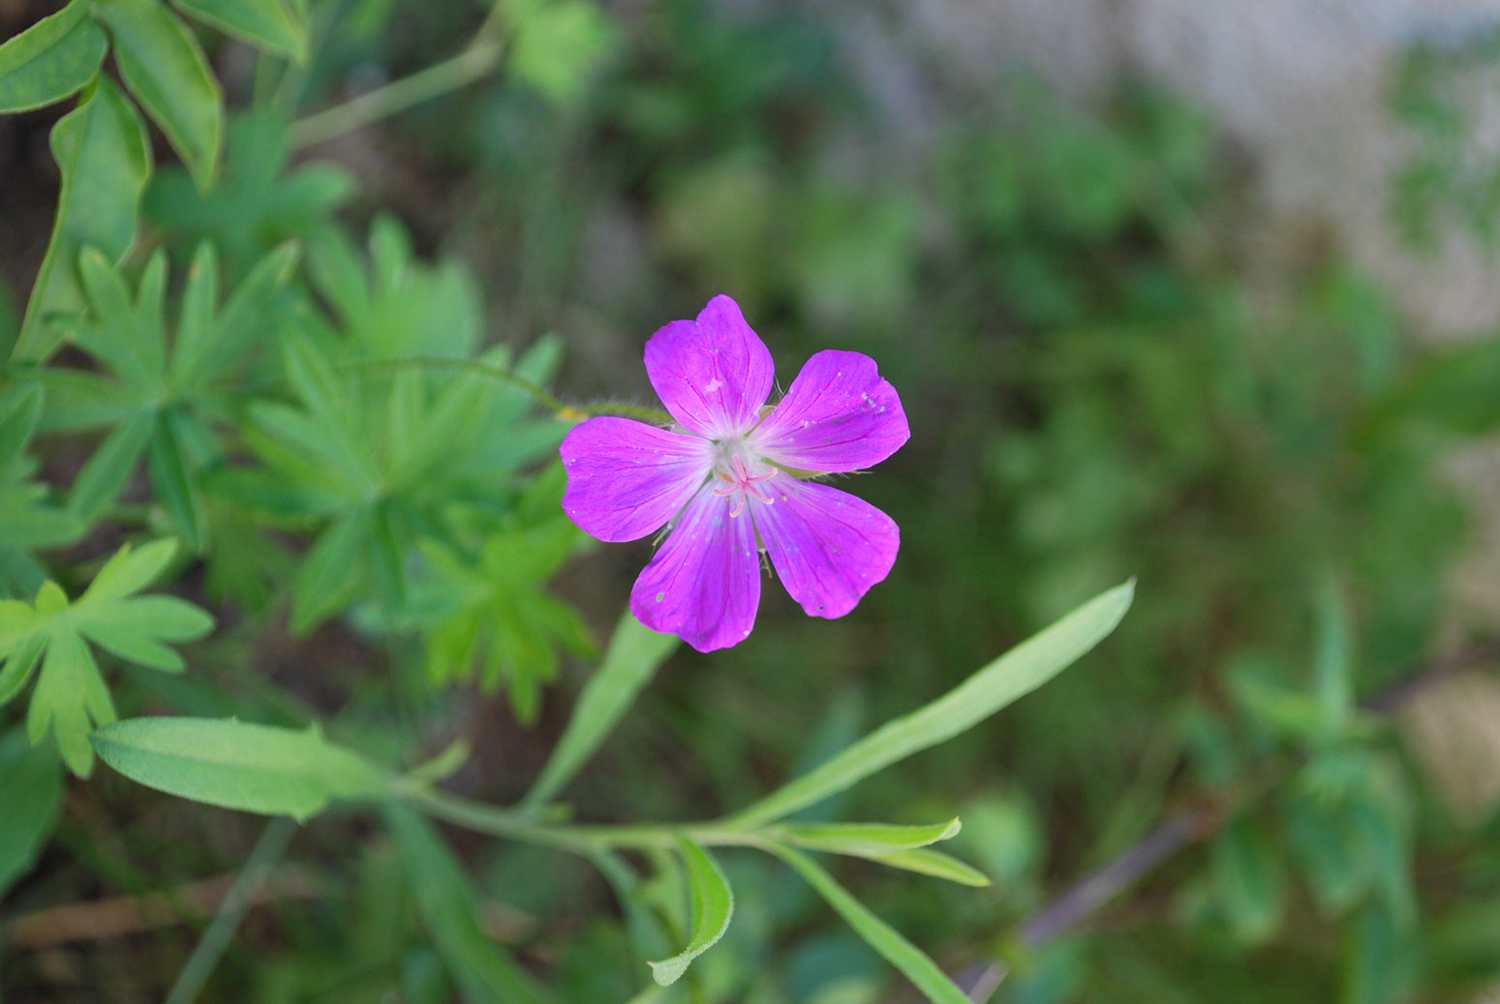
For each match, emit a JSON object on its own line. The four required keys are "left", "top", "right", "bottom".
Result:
{"left": 8, "top": 0, "right": 1500, "bottom": 1001}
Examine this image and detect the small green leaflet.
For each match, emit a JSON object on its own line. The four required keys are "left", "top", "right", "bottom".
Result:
{"left": 93, "top": 716, "right": 388, "bottom": 820}
{"left": 779, "top": 818, "right": 962, "bottom": 856}
{"left": 0, "top": 539, "right": 213, "bottom": 776}
{"left": 0, "top": 0, "right": 108, "bottom": 113}
{"left": 777, "top": 818, "right": 990, "bottom": 888}
{"left": 647, "top": 836, "right": 734, "bottom": 987}
{"left": 93, "top": 0, "right": 224, "bottom": 190}
{"left": 729, "top": 580, "right": 1135, "bottom": 826}
{"left": 38, "top": 242, "right": 300, "bottom": 550}
{"left": 0, "top": 384, "right": 81, "bottom": 564}
{"left": 765, "top": 842, "right": 969, "bottom": 1004}
{"left": 15, "top": 79, "right": 151, "bottom": 363}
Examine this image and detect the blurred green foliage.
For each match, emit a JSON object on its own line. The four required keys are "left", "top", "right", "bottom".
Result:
{"left": 7, "top": 0, "right": 1500, "bottom": 1001}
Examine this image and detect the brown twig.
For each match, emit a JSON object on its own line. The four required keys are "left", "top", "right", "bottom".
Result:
{"left": 1, "top": 867, "right": 316, "bottom": 949}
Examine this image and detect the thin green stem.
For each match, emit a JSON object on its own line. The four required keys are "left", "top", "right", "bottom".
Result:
{"left": 290, "top": 0, "right": 513, "bottom": 149}
{"left": 404, "top": 787, "right": 770, "bottom": 855}
{"left": 163, "top": 816, "right": 298, "bottom": 1004}
{"left": 343, "top": 355, "right": 674, "bottom": 425}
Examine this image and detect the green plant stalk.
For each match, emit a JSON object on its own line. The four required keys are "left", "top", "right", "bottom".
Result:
{"left": 289, "top": 0, "right": 513, "bottom": 148}
{"left": 344, "top": 355, "right": 675, "bottom": 425}
{"left": 405, "top": 786, "right": 777, "bottom": 854}
{"left": 163, "top": 816, "right": 298, "bottom": 1004}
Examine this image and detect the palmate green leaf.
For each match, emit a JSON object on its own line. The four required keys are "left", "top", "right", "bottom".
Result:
{"left": 146, "top": 113, "right": 351, "bottom": 281}
{"left": 28, "top": 622, "right": 115, "bottom": 775}
{"left": 68, "top": 409, "right": 154, "bottom": 522}
{"left": 43, "top": 245, "right": 298, "bottom": 543}
{"left": 15, "top": 79, "right": 151, "bottom": 363}
{"left": 729, "top": 581, "right": 1135, "bottom": 827}
{"left": 93, "top": 716, "right": 387, "bottom": 819}
{"left": 0, "top": 0, "right": 107, "bottom": 113}
{"left": 648, "top": 836, "right": 734, "bottom": 987}
{"left": 93, "top": 0, "right": 223, "bottom": 191}
{"left": 0, "top": 539, "right": 213, "bottom": 776}
{"left": 764, "top": 843, "right": 969, "bottom": 1004}
{"left": 169, "top": 0, "right": 308, "bottom": 61}
{"left": 382, "top": 803, "right": 557, "bottom": 1004}
{"left": 0, "top": 727, "right": 63, "bottom": 897}
{"left": 523, "top": 614, "right": 678, "bottom": 808}
{"left": 0, "top": 384, "right": 80, "bottom": 554}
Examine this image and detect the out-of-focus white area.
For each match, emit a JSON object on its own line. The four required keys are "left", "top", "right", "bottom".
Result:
{"left": 891, "top": 0, "right": 1500, "bottom": 341}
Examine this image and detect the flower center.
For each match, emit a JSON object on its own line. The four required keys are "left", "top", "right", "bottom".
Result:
{"left": 711, "top": 451, "right": 775, "bottom": 518}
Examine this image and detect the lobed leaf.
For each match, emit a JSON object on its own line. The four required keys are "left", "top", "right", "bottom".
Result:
{"left": 0, "top": 0, "right": 107, "bottom": 113}
{"left": 764, "top": 842, "right": 969, "bottom": 1004}
{"left": 523, "top": 614, "right": 678, "bottom": 807}
{"left": 729, "top": 580, "right": 1134, "bottom": 826}
{"left": 92, "top": 716, "right": 388, "bottom": 819}
{"left": 647, "top": 836, "right": 735, "bottom": 987}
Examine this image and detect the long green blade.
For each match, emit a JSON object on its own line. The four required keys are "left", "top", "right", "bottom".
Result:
{"left": 766, "top": 842, "right": 969, "bottom": 1004}
{"left": 729, "top": 581, "right": 1134, "bottom": 826}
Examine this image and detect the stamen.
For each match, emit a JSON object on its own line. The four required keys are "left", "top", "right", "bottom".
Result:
{"left": 712, "top": 453, "right": 776, "bottom": 517}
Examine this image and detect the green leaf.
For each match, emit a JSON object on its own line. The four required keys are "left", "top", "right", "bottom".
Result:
{"left": 93, "top": 0, "right": 223, "bottom": 190}
{"left": 523, "top": 614, "right": 676, "bottom": 807}
{"left": 1312, "top": 577, "right": 1353, "bottom": 733}
{"left": 92, "top": 716, "right": 388, "bottom": 819}
{"left": 779, "top": 818, "right": 962, "bottom": 856}
{"left": 764, "top": 843, "right": 969, "bottom": 1004}
{"left": 81, "top": 537, "right": 180, "bottom": 603}
{"left": 169, "top": 0, "right": 308, "bottom": 61}
{"left": 147, "top": 409, "right": 205, "bottom": 551}
{"left": 28, "top": 624, "right": 114, "bottom": 775}
{"left": 0, "top": 632, "right": 47, "bottom": 707}
{"left": 290, "top": 508, "right": 374, "bottom": 632}
{"left": 67, "top": 410, "right": 152, "bottom": 522}
{"left": 15, "top": 79, "right": 152, "bottom": 362}
{"left": 503, "top": 0, "right": 618, "bottom": 105}
{"left": 74, "top": 595, "right": 213, "bottom": 670}
{"left": 0, "top": 0, "right": 107, "bottom": 112}
{"left": 0, "top": 727, "right": 63, "bottom": 897}
{"left": 730, "top": 581, "right": 1134, "bottom": 826}
{"left": 864, "top": 848, "right": 991, "bottom": 888}
{"left": 1211, "top": 815, "right": 1286, "bottom": 945}
{"left": 173, "top": 240, "right": 300, "bottom": 388}
{"left": 647, "top": 836, "right": 734, "bottom": 987}
{"left": 382, "top": 803, "right": 557, "bottom": 1004}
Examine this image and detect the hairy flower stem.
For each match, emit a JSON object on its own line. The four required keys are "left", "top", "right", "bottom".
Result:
{"left": 346, "top": 355, "right": 675, "bottom": 425}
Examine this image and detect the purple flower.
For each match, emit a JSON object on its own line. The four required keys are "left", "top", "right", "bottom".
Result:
{"left": 559, "top": 295, "right": 910, "bottom": 652}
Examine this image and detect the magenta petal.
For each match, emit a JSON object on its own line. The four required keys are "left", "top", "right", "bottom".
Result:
{"left": 753, "top": 350, "right": 909, "bottom": 473}
{"left": 630, "top": 487, "right": 762, "bottom": 652}
{"left": 560, "top": 417, "right": 712, "bottom": 543}
{"left": 644, "top": 295, "right": 775, "bottom": 439}
{"left": 753, "top": 475, "right": 898, "bottom": 619}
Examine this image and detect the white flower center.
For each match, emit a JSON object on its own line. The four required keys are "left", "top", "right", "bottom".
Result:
{"left": 710, "top": 438, "right": 775, "bottom": 518}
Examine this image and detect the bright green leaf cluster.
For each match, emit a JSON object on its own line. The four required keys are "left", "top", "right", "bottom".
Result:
{"left": 0, "top": 539, "right": 213, "bottom": 775}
